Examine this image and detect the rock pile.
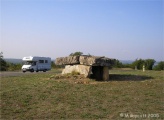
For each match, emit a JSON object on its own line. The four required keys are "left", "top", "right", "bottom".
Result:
{"left": 55, "top": 55, "right": 115, "bottom": 81}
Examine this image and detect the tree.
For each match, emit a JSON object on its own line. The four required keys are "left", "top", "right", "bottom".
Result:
{"left": 69, "top": 51, "right": 83, "bottom": 56}
{"left": 132, "top": 59, "right": 156, "bottom": 70}
{"left": 0, "top": 52, "right": 8, "bottom": 71}
{"left": 132, "top": 59, "right": 145, "bottom": 70}
{"left": 153, "top": 61, "right": 164, "bottom": 71}
{"left": 113, "top": 59, "right": 123, "bottom": 68}
{"left": 0, "top": 52, "right": 3, "bottom": 58}
{"left": 145, "top": 59, "right": 156, "bottom": 70}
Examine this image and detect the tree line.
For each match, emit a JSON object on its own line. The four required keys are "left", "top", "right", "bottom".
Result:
{"left": 69, "top": 52, "right": 163, "bottom": 71}
{"left": 113, "top": 59, "right": 164, "bottom": 71}
{"left": 0, "top": 52, "right": 22, "bottom": 71}
{"left": 0, "top": 52, "right": 163, "bottom": 71}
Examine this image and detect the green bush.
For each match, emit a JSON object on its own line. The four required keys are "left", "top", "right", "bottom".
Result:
{"left": 69, "top": 51, "right": 83, "bottom": 56}
{"left": 7, "top": 63, "right": 22, "bottom": 71}
{"left": 113, "top": 59, "right": 123, "bottom": 68}
{"left": 153, "top": 61, "right": 164, "bottom": 71}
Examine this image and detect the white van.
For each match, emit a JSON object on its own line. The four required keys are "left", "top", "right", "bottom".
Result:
{"left": 22, "top": 56, "right": 51, "bottom": 72}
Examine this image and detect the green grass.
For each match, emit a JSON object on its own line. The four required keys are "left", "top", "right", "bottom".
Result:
{"left": 1, "top": 69, "right": 164, "bottom": 119}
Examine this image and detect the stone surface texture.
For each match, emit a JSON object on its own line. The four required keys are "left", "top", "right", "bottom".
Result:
{"left": 79, "top": 56, "right": 114, "bottom": 66}
{"left": 62, "top": 65, "right": 92, "bottom": 77}
{"left": 55, "top": 56, "right": 80, "bottom": 65}
{"left": 102, "top": 66, "right": 109, "bottom": 81}
{"left": 55, "top": 55, "right": 114, "bottom": 66}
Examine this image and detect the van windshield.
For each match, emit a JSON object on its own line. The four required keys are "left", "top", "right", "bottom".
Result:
{"left": 24, "top": 61, "right": 36, "bottom": 66}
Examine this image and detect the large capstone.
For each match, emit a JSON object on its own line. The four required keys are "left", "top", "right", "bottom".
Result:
{"left": 55, "top": 55, "right": 114, "bottom": 66}
{"left": 55, "top": 56, "right": 80, "bottom": 65}
{"left": 79, "top": 55, "right": 114, "bottom": 66}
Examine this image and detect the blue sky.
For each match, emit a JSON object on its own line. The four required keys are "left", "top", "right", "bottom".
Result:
{"left": 1, "top": 0, "right": 163, "bottom": 61}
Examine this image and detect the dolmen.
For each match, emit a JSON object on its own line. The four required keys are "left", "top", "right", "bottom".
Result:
{"left": 55, "top": 55, "right": 115, "bottom": 81}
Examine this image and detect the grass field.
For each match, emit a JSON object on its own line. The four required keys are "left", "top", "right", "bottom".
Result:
{"left": 1, "top": 69, "right": 164, "bottom": 119}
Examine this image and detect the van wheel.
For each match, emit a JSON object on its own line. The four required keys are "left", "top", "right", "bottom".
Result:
{"left": 43, "top": 69, "right": 46, "bottom": 72}
{"left": 36, "top": 70, "right": 39, "bottom": 72}
{"left": 30, "top": 69, "right": 34, "bottom": 72}
{"left": 23, "top": 71, "right": 26, "bottom": 73}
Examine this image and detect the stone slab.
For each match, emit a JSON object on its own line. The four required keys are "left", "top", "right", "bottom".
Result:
{"left": 62, "top": 65, "right": 92, "bottom": 77}
{"left": 55, "top": 55, "right": 115, "bottom": 67}
{"left": 55, "top": 56, "right": 80, "bottom": 65}
{"left": 79, "top": 56, "right": 114, "bottom": 66}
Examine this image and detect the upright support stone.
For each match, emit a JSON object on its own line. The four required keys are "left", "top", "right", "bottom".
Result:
{"left": 102, "top": 66, "right": 109, "bottom": 81}
{"left": 62, "top": 65, "right": 92, "bottom": 77}
{"left": 92, "top": 66, "right": 109, "bottom": 81}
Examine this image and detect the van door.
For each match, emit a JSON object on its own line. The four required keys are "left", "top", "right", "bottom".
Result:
{"left": 35, "top": 61, "right": 38, "bottom": 72}
{"left": 31, "top": 61, "right": 37, "bottom": 71}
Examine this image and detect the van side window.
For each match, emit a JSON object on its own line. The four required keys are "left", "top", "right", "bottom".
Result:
{"left": 32, "top": 62, "right": 36, "bottom": 66}
{"left": 39, "top": 60, "right": 44, "bottom": 63}
{"left": 45, "top": 60, "right": 48, "bottom": 63}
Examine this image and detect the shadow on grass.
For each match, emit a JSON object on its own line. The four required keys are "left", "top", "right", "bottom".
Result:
{"left": 109, "top": 74, "right": 153, "bottom": 81}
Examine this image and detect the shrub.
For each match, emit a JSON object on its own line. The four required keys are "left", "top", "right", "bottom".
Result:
{"left": 7, "top": 63, "right": 22, "bottom": 71}
{"left": 153, "top": 61, "right": 164, "bottom": 71}
{"left": 69, "top": 51, "right": 83, "bottom": 56}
